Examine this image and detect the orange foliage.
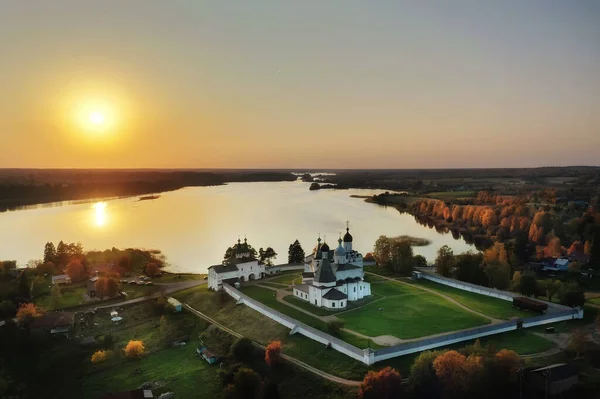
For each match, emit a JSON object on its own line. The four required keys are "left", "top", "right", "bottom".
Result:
{"left": 544, "top": 236, "right": 563, "bottom": 258}
{"left": 567, "top": 241, "right": 582, "bottom": 255}
{"left": 65, "top": 260, "right": 86, "bottom": 282}
{"left": 358, "top": 366, "right": 403, "bottom": 399}
{"left": 528, "top": 224, "right": 544, "bottom": 244}
{"left": 433, "top": 350, "right": 483, "bottom": 396}
{"left": 124, "top": 340, "right": 145, "bottom": 358}
{"left": 484, "top": 242, "right": 508, "bottom": 264}
{"left": 16, "top": 303, "right": 40, "bottom": 322}
{"left": 265, "top": 340, "right": 282, "bottom": 367}
{"left": 91, "top": 350, "right": 113, "bottom": 363}
{"left": 584, "top": 241, "right": 592, "bottom": 255}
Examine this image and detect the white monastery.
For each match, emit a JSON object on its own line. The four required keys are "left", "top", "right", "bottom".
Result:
{"left": 293, "top": 226, "right": 371, "bottom": 309}
{"left": 208, "top": 238, "right": 266, "bottom": 291}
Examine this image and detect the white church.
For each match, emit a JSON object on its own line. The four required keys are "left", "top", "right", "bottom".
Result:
{"left": 207, "top": 238, "right": 266, "bottom": 291}
{"left": 293, "top": 226, "right": 371, "bottom": 310}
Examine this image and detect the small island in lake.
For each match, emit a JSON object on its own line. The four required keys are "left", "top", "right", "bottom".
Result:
{"left": 138, "top": 195, "right": 161, "bottom": 201}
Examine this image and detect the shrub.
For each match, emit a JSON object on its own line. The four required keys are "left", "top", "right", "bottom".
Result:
{"left": 16, "top": 303, "right": 40, "bottom": 323}
{"left": 230, "top": 337, "right": 256, "bottom": 363}
{"left": 326, "top": 320, "right": 345, "bottom": 336}
{"left": 91, "top": 350, "right": 113, "bottom": 364}
{"left": 124, "top": 340, "right": 145, "bottom": 358}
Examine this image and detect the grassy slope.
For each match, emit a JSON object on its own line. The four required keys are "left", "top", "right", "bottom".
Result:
{"left": 174, "top": 285, "right": 554, "bottom": 380}
{"left": 267, "top": 273, "right": 302, "bottom": 285}
{"left": 339, "top": 289, "right": 490, "bottom": 338}
{"left": 408, "top": 279, "right": 531, "bottom": 320}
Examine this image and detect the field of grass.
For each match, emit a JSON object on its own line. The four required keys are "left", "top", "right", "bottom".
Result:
{"left": 409, "top": 279, "right": 531, "bottom": 320}
{"left": 260, "top": 282, "right": 289, "bottom": 289}
{"left": 241, "top": 286, "right": 372, "bottom": 348}
{"left": 156, "top": 273, "right": 206, "bottom": 283}
{"left": 83, "top": 346, "right": 219, "bottom": 399}
{"left": 36, "top": 285, "right": 87, "bottom": 310}
{"left": 283, "top": 294, "right": 382, "bottom": 317}
{"left": 364, "top": 273, "right": 388, "bottom": 283}
{"left": 338, "top": 281, "right": 490, "bottom": 339}
{"left": 267, "top": 272, "right": 302, "bottom": 286}
{"left": 173, "top": 285, "right": 554, "bottom": 380}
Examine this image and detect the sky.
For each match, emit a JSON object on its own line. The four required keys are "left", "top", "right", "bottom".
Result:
{"left": 1, "top": 1, "right": 599, "bottom": 169}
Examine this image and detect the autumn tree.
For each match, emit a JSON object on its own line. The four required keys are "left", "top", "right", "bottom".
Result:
{"left": 373, "top": 236, "right": 415, "bottom": 275}
{"left": 105, "top": 277, "right": 119, "bottom": 297}
{"left": 265, "top": 340, "right": 282, "bottom": 367}
{"left": 118, "top": 254, "right": 132, "bottom": 271}
{"left": 358, "top": 366, "right": 403, "bottom": 399}
{"left": 91, "top": 350, "right": 113, "bottom": 364}
{"left": 433, "top": 350, "right": 483, "bottom": 399}
{"left": 568, "top": 330, "right": 587, "bottom": 358}
{"left": 288, "top": 240, "right": 305, "bottom": 263}
{"left": 66, "top": 260, "right": 86, "bottom": 282}
{"left": 544, "top": 236, "right": 563, "bottom": 258}
{"left": 124, "top": 340, "right": 145, "bottom": 358}
{"left": 145, "top": 262, "right": 160, "bottom": 277}
{"left": 435, "top": 245, "right": 454, "bottom": 277}
{"left": 16, "top": 303, "right": 40, "bottom": 323}
{"left": 94, "top": 278, "right": 107, "bottom": 299}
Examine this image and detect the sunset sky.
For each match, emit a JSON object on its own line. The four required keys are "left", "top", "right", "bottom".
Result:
{"left": 1, "top": 1, "right": 599, "bottom": 169}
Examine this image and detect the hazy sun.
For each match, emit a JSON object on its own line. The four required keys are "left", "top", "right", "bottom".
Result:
{"left": 89, "top": 112, "right": 105, "bottom": 125}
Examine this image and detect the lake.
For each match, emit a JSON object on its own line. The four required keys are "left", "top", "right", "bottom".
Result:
{"left": 0, "top": 181, "right": 475, "bottom": 272}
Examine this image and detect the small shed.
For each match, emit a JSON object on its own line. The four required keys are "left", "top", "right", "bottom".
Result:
{"left": 197, "top": 346, "right": 219, "bottom": 364}
{"left": 167, "top": 297, "right": 182, "bottom": 312}
{"left": 52, "top": 274, "right": 72, "bottom": 285}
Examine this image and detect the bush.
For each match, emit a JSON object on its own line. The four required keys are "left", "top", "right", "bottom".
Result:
{"left": 124, "top": 340, "right": 145, "bottom": 359}
{"left": 91, "top": 350, "right": 113, "bottom": 364}
{"left": 326, "top": 320, "right": 345, "bottom": 336}
{"left": 230, "top": 337, "right": 257, "bottom": 363}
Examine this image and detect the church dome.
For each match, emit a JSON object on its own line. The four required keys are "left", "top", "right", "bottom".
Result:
{"left": 335, "top": 238, "right": 346, "bottom": 256}
{"left": 320, "top": 242, "right": 330, "bottom": 253}
{"left": 343, "top": 228, "right": 353, "bottom": 243}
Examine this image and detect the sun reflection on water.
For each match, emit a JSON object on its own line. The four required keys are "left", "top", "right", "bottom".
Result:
{"left": 93, "top": 202, "right": 107, "bottom": 227}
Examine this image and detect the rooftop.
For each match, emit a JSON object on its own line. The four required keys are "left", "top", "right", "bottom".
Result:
{"left": 323, "top": 289, "right": 348, "bottom": 300}
{"left": 208, "top": 264, "right": 239, "bottom": 274}
{"left": 30, "top": 312, "right": 74, "bottom": 329}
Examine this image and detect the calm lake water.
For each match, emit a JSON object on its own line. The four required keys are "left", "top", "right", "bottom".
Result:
{"left": 0, "top": 181, "right": 474, "bottom": 273}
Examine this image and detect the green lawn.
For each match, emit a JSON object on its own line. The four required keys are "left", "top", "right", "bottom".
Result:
{"left": 82, "top": 346, "right": 220, "bottom": 399}
{"left": 409, "top": 279, "right": 531, "bottom": 320}
{"left": 35, "top": 285, "right": 87, "bottom": 310}
{"left": 173, "top": 285, "right": 554, "bottom": 381}
{"left": 156, "top": 273, "right": 206, "bottom": 283}
{"left": 364, "top": 273, "right": 388, "bottom": 283}
{"left": 339, "top": 282, "right": 491, "bottom": 339}
{"left": 267, "top": 273, "right": 302, "bottom": 286}
{"left": 260, "top": 282, "right": 290, "bottom": 289}
{"left": 588, "top": 297, "right": 600, "bottom": 305}
{"left": 241, "top": 286, "right": 372, "bottom": 348}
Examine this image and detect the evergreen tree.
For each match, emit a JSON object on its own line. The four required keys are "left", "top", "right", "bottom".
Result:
{"left": 56, "top": 241, "right": 68, "bottom": 266}
{"left": 287, "top": 240, "right": 305, "bottom": 264}
{"left": 43, "top": 242, "right": 56, "bottom": 264}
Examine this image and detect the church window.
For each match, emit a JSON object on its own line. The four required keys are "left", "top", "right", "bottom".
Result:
{"left": 354, "top": 287, "right": 356, "bottom": 292}
{"left": 332, "top": 302, "right": 336, "bottom": 308}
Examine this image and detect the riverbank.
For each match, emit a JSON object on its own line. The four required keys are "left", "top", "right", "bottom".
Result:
{"left": 0, "top": 169, "right": 296, "bottom": 211}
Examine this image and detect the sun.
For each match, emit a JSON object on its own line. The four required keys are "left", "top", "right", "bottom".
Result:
{"left": 89, "top": 111, "right": 105, "bottom": 125}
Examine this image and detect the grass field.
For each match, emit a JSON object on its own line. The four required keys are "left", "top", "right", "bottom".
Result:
{"left": 266, "top": 272, "right": 302, "bottom": 286}
{"left": 409, "top": 279, "right": 531, "bottom": 320}
{"left": 36, "top": 285, "right": 87, "bottom": 310}
{"left": 173, "top": 285, "right": 554, "bottom": 380}
{"left": 82, "top": 346, "right": 220, "bottom": 399}
{"left": 241, "top": 286, "right": 373, "bottom": 348}
{"left": 338, "top": 281, "right": 490, "bottom": 339}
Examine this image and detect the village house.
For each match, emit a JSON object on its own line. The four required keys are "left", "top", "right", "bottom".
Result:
{"left": 30, "top": 312, "right": 75, "bottom": 336}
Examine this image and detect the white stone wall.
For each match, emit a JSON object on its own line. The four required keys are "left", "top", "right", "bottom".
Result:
{"left": 323, "top": 297, "right": 346, "bottom": 309}
{"left": 293, "top": 288, "right": 309, "bottom": 301}
{"left": 208, "top": 269, "right": 239, "bottom": 290}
